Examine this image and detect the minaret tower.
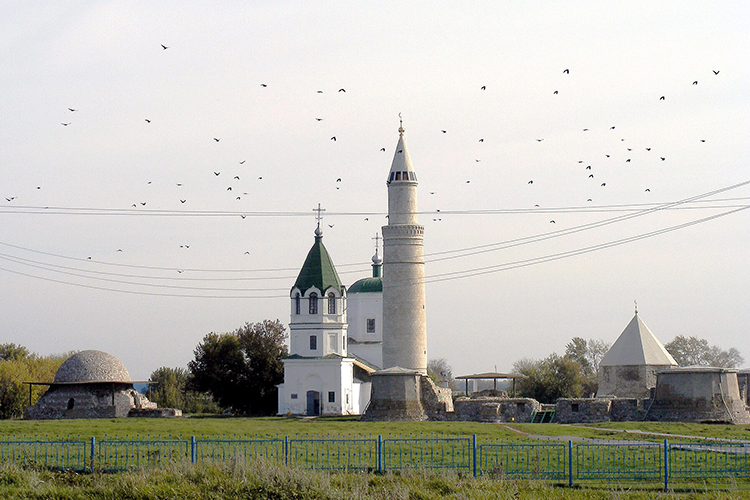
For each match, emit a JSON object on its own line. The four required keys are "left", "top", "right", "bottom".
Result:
{"left": 381, "top": 119, "right": 427, "bottom": 374}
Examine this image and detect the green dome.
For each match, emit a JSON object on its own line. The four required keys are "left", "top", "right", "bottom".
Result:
{"left": 293, "top": 234, "right": 343, "bottom": 293}
{"left": 348, "top": 277, "right": 382, "bottom": 294}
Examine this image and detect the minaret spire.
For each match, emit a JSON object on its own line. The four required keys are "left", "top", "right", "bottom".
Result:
{"left": 398, "top": 112, "right": 404, "bottom": 137}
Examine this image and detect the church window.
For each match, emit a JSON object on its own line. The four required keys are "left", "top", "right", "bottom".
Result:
{"left": 367, "top": 318, "right": 376, "bottom": 333}
{"left": 294, "top": 293, "right": 301, "bottom": 314}
{"left": 327, "top": 292, "right": 336, "bottom": 314}
{"left": 309, "top": 293, "right": 318, "bottom": 314}
{"left": 328, "top": 391, "right": 335, "bottom": 403}
{"left": 395, "top": 172, "right": 401, "bottom": 181}
{"left": 291, "top": 393, "right": 298, "bottom": 399}
{"left": 310, "top": 335, "right": 317, "bottom": 350}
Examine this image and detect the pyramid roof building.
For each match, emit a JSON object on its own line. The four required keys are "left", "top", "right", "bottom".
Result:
{"left": 292, "top": 229, "right": 343, "bottom": 294}
{"left": 600, "top": 313, "right": 677, "bottom": 367}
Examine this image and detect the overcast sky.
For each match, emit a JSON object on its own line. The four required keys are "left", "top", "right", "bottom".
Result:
{"left": 1, "top": 1, "right": 748, "bottom": 380}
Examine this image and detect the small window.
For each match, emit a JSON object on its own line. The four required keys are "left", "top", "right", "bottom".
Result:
{"left": 412, "top": 173, "right": 418, "bottom": 181}
{"left": 309, "top": 293, "right": 318, "bottom": 314}
{"left": 328, "top": 292, "right": 336, "bottom": 314}
{"left": 389, "top": 172, "right": 395, "bottom": 182}
{"left": 343, "top": 335, "right": 347, "bottom": 350}
{"left": 67, "top": 398, "right": 75, "bottom": 410}
{"left": 571, "top": 403, "right": 580, "bottom": 413}
{"left": 310, "top": 335, "right": 317, "bottom": 350}
{"left": 328, "top": 391, "right": 335, "bottom": 403}
{"left": 291, "top": 394, "right": 298, "bottom": 400}
{"left": 395, "top": 172, "right": 401, "bottom": 181}
{"left": 516, "top": 402, "right": 525, "bottom": 410}
{"left": 366, "top": 318, "right": 376, "bottom": 333}
{"left": 294, "top": 293, "right": 301, "bottom": 315}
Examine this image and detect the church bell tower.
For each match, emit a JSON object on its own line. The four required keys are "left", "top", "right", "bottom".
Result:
{"left": 381, "top": 120, "right": 427, "bottom": 374}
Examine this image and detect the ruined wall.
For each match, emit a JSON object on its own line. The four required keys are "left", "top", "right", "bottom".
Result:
{"left": 419, "top": 376, "right": 454, "bottom": 420}
{"left": 452, "top": 397, "right": 540, "bottom": 423}
{"left": 361, "top": 370, "right": 426, "bottom": 421}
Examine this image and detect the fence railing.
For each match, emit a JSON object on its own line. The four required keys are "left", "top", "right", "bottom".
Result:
{"left": 2, "top": 435, "right": 750, "bottom": 488}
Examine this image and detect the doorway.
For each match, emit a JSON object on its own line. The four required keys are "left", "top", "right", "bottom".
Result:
{"left": 306, "top": 390, "right": 321, "bottom": 416}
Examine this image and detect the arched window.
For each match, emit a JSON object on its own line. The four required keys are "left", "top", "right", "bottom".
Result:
{"left": 67, "top": 398, "right": 75, "bottom": 410}
{"left": 294, "top": 293, "right": 301, "bottom": 315}
{"left": 309, "top": 293, "right": 318, "bottom": 314}
{"left": 328, "top": 292, "right": 336, "bottom": 314}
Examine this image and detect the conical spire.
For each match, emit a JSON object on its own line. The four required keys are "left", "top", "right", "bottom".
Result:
{"left": 387, "top": 116, "right": 417, "bottom": 185}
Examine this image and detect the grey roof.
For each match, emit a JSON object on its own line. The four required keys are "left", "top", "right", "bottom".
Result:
{"left": 600, "top": 314, "right": 677, "bottom": 367}
{"left": 54, "top": 350, "right": 131, "bottom": 383}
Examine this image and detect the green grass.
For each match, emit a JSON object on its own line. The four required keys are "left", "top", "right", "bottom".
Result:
{"left": 505, "top": 423, "right": 750, "bottom": 443}
{"left": 2, "top": 460, "right": 750, "bottom": 500}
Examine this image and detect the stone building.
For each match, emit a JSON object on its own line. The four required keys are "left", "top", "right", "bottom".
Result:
{"left": 597, "top": 311, "right": 677, "bottom": 398}
{"left": 645, "top": 366, "right": 750, "bottom": 423}
{"left": 24, "top": 350, "right": 179, "bottom": 419}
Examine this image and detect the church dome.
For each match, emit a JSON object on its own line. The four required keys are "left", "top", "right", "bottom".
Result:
{"left": 348, "top": 276, "right": 382, "bottom": 294}
{"left": 54, "top": 350, "right": 131, "bottom": 383}
{"left": 293, "top": 232, "right": 343, "bottom": 294}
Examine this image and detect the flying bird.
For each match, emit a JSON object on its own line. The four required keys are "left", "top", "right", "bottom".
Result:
{"left": 213, "top": 138, "right": 220, "bottom": 142}
{"left": 380, "top": 148, "right": 386, "bottom": 151}
{"left": 553, "top": 90, "right": 558, "bottom": 94}
{"left": 550, "top": 220, "right": 556, "bottom": 223}
{"left": 260, "top": 83, "right": 267, "bottom": 87}
{"left": 116, "top": 249, "right": 123, "bottom": 252}
{"left": 239, "top": 160, "right": 246, "bottom": 164}
{"left": 241, "top": 215, "right": 246, "bottom": 219}
{"left": 315, "top": 118, "right": 323, "bottom": 121}
{"left": 145, "top": 119, "right": 151, "bottom": 123}
{"left": 528, "top": 180, "right": 533, "bottom": 184}
{"left": 466, "top": 180, "right": 470, "bottom": 184}
{"left": 626, "top": 159, "right": 631, "bottom": 162}
{"left": 610, "top": 126, "right": 615, "bottom": 130}
{"left": 589, "top": 174, "right": 594, "bottom": 178}
{"left": 227, "top": 187, "right": 232, "bottom": 191}
{"left": 328, "top": 224, "right": 334, "bottom": 228}
{"left": 317, "top": 90, "right": 323, "bottom": 93}
{"left": 475, "top": 159, "right": 481, "bottom": 162}
{"left": 700, "top": 139, "right": 706, "bottom": 142}
{"left": 601, "top": 183, "right": 606, "bottom": 187}
{"left": 214, "top": 172, "right": 220, "bottom": 176}
{"left": 336, "top": 178, "right": 341, "bottom": 182}
{"left": 693, "top": 81, "right": 698, "bottom": 85}
{"left": 180, "top": 199, "right": 186, "bottom": 203}
{"left": 536, "top": 139, "right": 544, "bottom": 142}
{"left": 713, "top": 70, "right": 720, "bottom": 75}
{"left": 563, "top": 69, "right": 569, "bottom": 74}
{"left": 645, "top": 189, "right": 651, "bottom": 192}
{"left": 480, "top": 85, "right": 486, "bottom": 90}
{"left": 5, "top": 197, "right": 16, "bottom": 202}
{"left": 61, "top": 122, "right": 70, "bottom": 126}
{"left": 586, "top": 166, "right": 591, "bottom": 170}
{"left": 645, "top": 148, "right": 651, "bottom": 151}
{"left": 479, "top": 139, "right": 484, "bottom": 142}
{"left": 140, "top": 202, "right": 146, "bottom": 206}
{"left": 338, "top": 88, "right": 346, "bottom": 92}
{"left": 661, "top": 157, "right": 666, "bottom": 161}
{"left": 161, "top": 44, "right": 169, "bottom": 50}
{"left": 331, "top": 136, "right": 336, "bottom": 141}
{"left": 68, "top": 108, "right": 77, "bottom": 112}
{"left": 397, "top": 149, "right": 403, "bottom": 153}
{"left": 441, "top": 130, "right": 446, "bottom": 133}
{"left": 234, "top": 176, "right": 240, "bottom": 180}
{"left": 583, "top": 128, "right": 589, "bottom": 131}
{"left": 660, "top": 96, "right": 665, "bottom": 100}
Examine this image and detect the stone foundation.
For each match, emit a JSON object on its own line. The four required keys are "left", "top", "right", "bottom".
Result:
{"left": 361, "top": 368, "right": 454, "bottom": 421}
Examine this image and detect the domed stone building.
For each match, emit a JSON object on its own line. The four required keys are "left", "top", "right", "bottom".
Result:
{"left": 24, "top": 350, "right": 179, "bottom": 419}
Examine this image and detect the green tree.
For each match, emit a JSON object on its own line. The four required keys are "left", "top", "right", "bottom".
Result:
{"left": 146, "top": 366, "right": 220, "bottom": 414}
{"left": 513, "top": 354, "right": 586, "bottom": 404}
{"left": 188, "top": 320, "right": 288, "bottom": 415}
{"left": 0, "top": 345, "right": 66, "bottom": 419}
{"left": 564, "top": 337, "right": 610, "bottom": 396}
{"left": 664, "top": 335, "right": 744, "bottom": 368}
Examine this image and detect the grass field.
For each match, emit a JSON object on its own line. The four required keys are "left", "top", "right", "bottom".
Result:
{"left": 2, "top": 416, "right": 749, "bottom": 442}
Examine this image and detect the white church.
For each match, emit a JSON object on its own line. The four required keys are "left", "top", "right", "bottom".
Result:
{"left": 277, "top": 122, "right": 422, "bottom": 416}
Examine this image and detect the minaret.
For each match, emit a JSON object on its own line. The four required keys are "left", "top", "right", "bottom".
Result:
{"left": 381, "top": 119, "right": 427, "bottom": 374}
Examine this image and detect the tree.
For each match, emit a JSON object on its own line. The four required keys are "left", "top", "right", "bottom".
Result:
{"left": 564, "top": 337, "right": 611, "bottom": 396}
{"left": 665, "top": 335, "right": 744, "bottom": 368}
{"left": 513, "top": 354, "right": 586, "bottom": 404}
{"left": 146, "top": 366, "right": 220, "bottom": 414}
{"left": 188, "top": 320, "right": 288, "bottom": 415}
{"left": 427, "top": 358, "right": 457, "bottom": 390}
{"left": 0, "top": 345, "right": 66, "bottom": 419}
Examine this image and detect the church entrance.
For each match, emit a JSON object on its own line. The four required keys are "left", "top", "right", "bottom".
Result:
{"left": 306, "top": 390, "right": 321, "bottom": 416}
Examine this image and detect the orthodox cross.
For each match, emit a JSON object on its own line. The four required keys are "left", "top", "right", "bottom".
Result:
{"left": 313, "top": 203, "right": 326, "bottom": 233}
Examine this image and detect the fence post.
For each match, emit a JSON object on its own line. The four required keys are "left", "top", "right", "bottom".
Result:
{"left": 472, "top": 434, "right": 477, "bottom": 477}
{"left": 568, "top": 440, "right": 573, "bottom": 487}
{"left": 377, "top": 435, "right": 383, "bottom": 473}
{"left": 284, "top": 436, "right": 289, "bottom": 466}
{"left": 663, "top": 439, "right": 669, "bottom": 490}
{"left": 191, "top": 436, "right": 196, "bottom": 464}
{"left": 90, "top": 436, "right": 95, "bottom": 473}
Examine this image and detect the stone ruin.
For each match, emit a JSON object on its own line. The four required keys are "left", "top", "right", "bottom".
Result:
{"left": 24, "top": 350, "right": 181, "bottom": 420}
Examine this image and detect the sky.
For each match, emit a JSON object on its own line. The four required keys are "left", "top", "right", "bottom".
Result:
{"left": 1, "top": 1, "right": 748, "bottom": 381}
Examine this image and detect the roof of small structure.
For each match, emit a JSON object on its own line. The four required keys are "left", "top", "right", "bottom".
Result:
{"left": 348, "top": 276, "right": 382, "bottom": 293}
{"left": 599, "top": 314, "right": 677, "bottom": 367}
{"left": 455, "top": 372, "right": 527, "bottom": 380}
{"left": 657, "top": 365, "right": 737, "bottom": 374}
{"left": 53, "top": 350, "right": 131, "bottom": 384}
{"left": 293, "top": 233, "right": 343, "bottom": 294}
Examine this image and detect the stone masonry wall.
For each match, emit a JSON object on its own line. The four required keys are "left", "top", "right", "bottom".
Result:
{"left": 452, "top": 397, "right": 540, "bottom": 423}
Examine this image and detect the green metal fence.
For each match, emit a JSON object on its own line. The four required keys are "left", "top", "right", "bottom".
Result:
{"left": 2, "top": 434, "right": 750, "bottom": 488}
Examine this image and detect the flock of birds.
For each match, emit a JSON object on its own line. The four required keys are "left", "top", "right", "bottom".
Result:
{"left": 3, "top": 42, "right": 727, "bottom": 262}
